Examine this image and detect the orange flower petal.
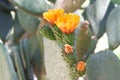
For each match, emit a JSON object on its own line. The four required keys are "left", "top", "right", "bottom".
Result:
{"left": 43, "top": 9, "right": 64, "bottom": 24}
{"left": 55, "top": 13, "right": 80, "bottom": 34}
{"left": 64, "top": 44, "right": 73, "bottom": 54}
{"left": 76, "top": 61, "right": 86, "bottom": 72}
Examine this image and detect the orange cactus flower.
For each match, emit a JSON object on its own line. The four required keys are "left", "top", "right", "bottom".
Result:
{"left": 64, "top": 44, "right": 73, "bottom": 54}
{"left": 55, "top": 13, "right": 80, "bottom": 34}
{"left": 43, "top": 9, "right": 64, "bottom": 24}
{"left": 76, "top": 61, "right": 86, "bottom": 72}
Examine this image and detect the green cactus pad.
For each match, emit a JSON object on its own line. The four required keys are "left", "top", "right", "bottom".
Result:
{"left": 13, "top": 13, "right": 25, "bottom": 42}
{"left": 0, "top": 43, "right": 18, "bottom": 80}
{"left": 111, "top": 0, "right": 120, "bottom": 4}
{"left": 12, "top": 46, "right": 26, "bottom": 80}
{"left": 17, "top": 9, "right": 40, "bottom": 33}
{"left": 62, "top": 33, "right": 74, "bottom": 46}
{"left": 51, "top": 25, "right": 75, "bottom": 46}
{"left": 24, "top": 33, "right": 46, "bottom": 80}
{"left": 20, "top": 39, "right": 34, "bottom": 80}
{"left": 87, "top": 50, "right": 120, "bottom": 80}
{"left": 86, "top": 0, "right": 110, "bottom": 38}
{"left": 106, "top": 6, "right": 120, "bottom": 50}
{"left": 51, "top": 25, "right": 63, "bottom": 45}
{"left": 9, "top": 0, "right": 53, "bottom": 16}
{"left": 40, "top": 24, "right": 56, "bottom": 40}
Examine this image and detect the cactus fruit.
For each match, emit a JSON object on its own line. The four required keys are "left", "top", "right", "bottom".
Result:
{"left": 75, "top": 21, "right": 92, "bottom": 61}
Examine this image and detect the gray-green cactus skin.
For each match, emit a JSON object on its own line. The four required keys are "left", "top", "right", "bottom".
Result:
{"left": 87, "top": 50, "right": 120, "bottom": 80}
{"left": 0, "top": 43, "right": 18, "bottom": 80}
{"left": 1, "top": 0, "right": 120, "bottom": 80}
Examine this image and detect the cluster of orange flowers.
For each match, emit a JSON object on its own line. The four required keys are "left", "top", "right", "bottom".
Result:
{"left": 43, "top": 9, "right": 80, "bottom": 34}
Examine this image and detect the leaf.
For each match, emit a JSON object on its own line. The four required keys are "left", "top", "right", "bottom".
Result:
{"left": 0, "top": 8, "right": 13, "bottom": 41}
{"left": 87, "top": 50, "right": 120, "bottom": 80}
{"left": 17, "top": 9, "right": 40, "bottom": 33}
{"left": 0, "top": 0, "right": 15, "bottom": 11}
{"left": 0, "top": 43, "right": 18, "bottom": 80}
{"left": 106, "top": 6, "right": 120, "bottom": 50}
{"left": 86, "top": 0, "right": 110, "bottom": 38}
{"left": 111, "top": 0, "right": 120, "bottom": 4}
{"left": 9, "top": 0, "right": 53, "bottom": 16}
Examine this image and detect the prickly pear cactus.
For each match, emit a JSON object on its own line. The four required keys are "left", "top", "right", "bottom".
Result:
{"left": 1, "top": 0, "right": 120, "bottom": 80}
